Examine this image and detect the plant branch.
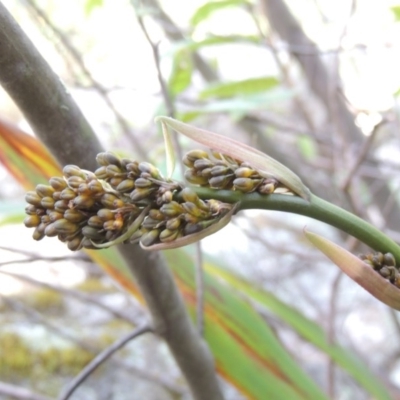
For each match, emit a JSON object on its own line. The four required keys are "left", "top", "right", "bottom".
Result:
{"left": 0, "top": 5, "right": 224, "bottom": 400}
{"left": 190, "top": 188, "right": 400, "bottom": 263}
{"left": 58, "top": 324, "right": 153, "bottom": 400}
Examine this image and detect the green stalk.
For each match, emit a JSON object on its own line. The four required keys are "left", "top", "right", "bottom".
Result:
{"left": 191, "top": 187, "right": 400, "bottom": 264}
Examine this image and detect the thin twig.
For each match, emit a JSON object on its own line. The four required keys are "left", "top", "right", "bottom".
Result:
{"left": 0, "top": 381, "right": 53, "bottom": 400}
{"left": 134, "top": 5, "right": 184, "bottom": 176}
{"left": 194, "top": 242, "right": 205, "bottom": 337}
{"left": 58, "top": 324, "right": 153, "bottom": 400}
{"left": 23, "top": 0, "right": 147, "bottom": 159}
{"left": 0, "top": 270, "right": 139, "bottom": 324}
{"left": 341, "top": 120, "right": 386, "bottom": 191}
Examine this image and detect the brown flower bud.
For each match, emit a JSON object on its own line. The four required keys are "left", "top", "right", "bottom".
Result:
{"left": 210, "top": 165, "right": 232, "bottom": 176}
{"left": 126, "top": 161, "right": 140, "bottom": 176}
{"left": 25, "top": 191, "right": 42, "bottom": 207}
{"left": 67, "top": 236, "right": 83, "bottom": 251}
{"left": 67, "top": 176, "right": 85, "bottom": 189}
{"left": 41, "top": 215, "right": 51, "bottom": 225}
{"left": 96, "top": 152, "right": 121, "bottom": 167}
{"left": 194, "top": 159, "right": 214, "bottom": 170}
{"left": 64, "top": 209, "right": 85, "bottom": 223}
{"left": 101, "top": 193, "right": 119, "bottom": 208}
{"left": 54, "top": 200, "right": 69, "bottom": 213}
{"left": 209, "top": 175, "right": 234, "bottom": 189}
{"left": 52, "top": 219, "right": 79, "bottom": 235}
{"left": 116, "top": 179, "right": 135, "bottom": 193}
{"left": 166, "top": 217, "right": 182, "bottom": 231}
{"left": 181, "top": 187, "right": 200, "bottom": 203}
{"left": 140, "top": 229, "right": 161, "bottom": 247}
{"left": 73, "top": 195, "right": 95, "bottom": 210}
{"left": 44, "top": 223, "right": 58, "bottom": 237}
{"left": 159, "top": 228, "right": 180, "bottom": 243}
{"left": 88, "top": 179, "right": 104, "bottom": 194}
{"left": 149, "top": 209, "right": 166, "bottom": 221}
{"left": 139, "top": 162, "right": 162, "bottom": 179}
{"left": 82, "top": 226, "right": 105, "bottom": 240}
{"left": 183, "top": 222, "right": 204, "bottom": 235}
{"left": 24, "top": 215, "right": 41, "bottom": 228}
{"left": 60, "top": 188, "right": 77, "bottom": 201}
{"left": 160, "top": 201, "right": 185, "bottom": 217}
{"left": 40, "top": 196, "right": 55, "bottom": 209}
{"left": 48, "top": 211, "right": 64, "bottom": 222}
{"left": 130, "top": 188, "right": 155, "bottom": 202}
{"left": 97, "top": 209, "right": 115, "bottom": 221}
{"left": 49, "top": 177, "right": 67, "bottom": 191}
{"left": 233, "top": 178, "right": 261, "bottom": 193}
{"left": 36, "top": 184, "right": 55, "bottom": 198}
{"left": 25, "top": 205, "right": 38, "bottom": 215}
{"left": 32, "top": 227, "right": 45, "bottom": 241}
{"left": 63, "top": 165, "right": 85, "bottom": 178}
{"left": 383, "top": 253, "right": 396, "bottom": 267}
{"left": 88, "top": 216, "right": 104, "bottom": 229}
{"left": 94, "top": 166, "right": 108, "bottom": 179}
{"left": 185, "top": 150, "right": 209, "bottom": 163}
{"left": 184, "top": 170, "right": 209, "bottom": 186}
{"left": 182, "top": 202, "right": 210, "bottom": 219}
{"left": 234, "top": 167, "right": 258, "bottom": 178}
{"left": 135, "top": 178, "right": 153, "bottom": 188}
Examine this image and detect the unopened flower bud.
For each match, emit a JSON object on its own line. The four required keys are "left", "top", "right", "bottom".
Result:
{"left": 209, "top": 175, "right": 234, "bottom": 189}
{"left": 33, "top": 227, "right": 45, "bottom": 241}
{"left": 40, "top": 197, "right": 55, "bottom": 209}
{"left": 60, "top": 188, "right": 77, "bottom": 201}
{"left": 194, "top": 159, "right": 214, "bottom": 170}
{"left": 383, "top": 253, "right": 396, "bottom": 267}
{"left": 64, "top": 209, "right": 85, "bottom": 223}
{"left": 97, "top": 209, "right": 115, "bottom": 221}
{"left": 88, "top": 179, "right": 104, "bottom": 194}
{"left": 94, "top": 166, "right": 108, "bottom": 179}
{"left": 49, "top": 177, "right": 67, "bottom": 191}
{"left": 63, "top": 165, "right": 84, "bottom": 178}
{"left": 149, "top": 209, "right": 166, "bottom": 221}
{"left": 52, "top": 219, "right": 80, "bottom": 234}
{"left": 139, "top": 162, "right": 161, "bottom": 179}
{"left": 88, "top": 216, "right": 104, "bottom": 229}
{"left": 210, "top": 165, "right": 232, "bottom": 176}
{"left": 67, "top": 176, "right": 85, "bottom": 189}
{"left": 44, "top": 222, "right": 58, "bottom": 237}
{"left": 185, "top": 150, "right": 209, "bottom": 163}
{"left": 36, "top": 184, "right": 55, "bottom": 198}
{"left": 135, "top": 178, "right": 153, "bottom": 188}
{"left": 184, "top": 170, "right": 209, "bottom": 186}
{"left": 160, "top": 201, "right": 185, "bottom": 217}
{"left": 234, "top": 167, "right": 258, "bottom": 178}
{"left": 130, "top": 188, "right": 155, "bottom": 202}
{"left": 166, "top": 217, "right": 182, "bottom": 231}
{"left": 25, "top": 191, "right": 42, "bottom": 206}
{"left": 233, "top": 178, "right": 260, "bottom": 193}
{"left": 141, "top": 229, "right": 161, "bottom": 247}
{"left": 159, "top": 228, "right": 180, "bottom": 243}
{"left": 116, "top": 179, "right": 135, "bottom": 193}
{"left": 48, "top": 211, "right": 64, "bottom": 222}
{"left": 24, "top": 215, "right": 41, "bottom": 228}
{"left": 54, "top": 200, "right": 69, "bottom": 213}
{"left": 73, "top": 195, "right": 95, "bottom": 210}
{"left": 25, "top": 205, "right": 37, "bottom": 215}
{"left": 82, "top": 226, "right": 105, "bottom": 240}
{"left": 96, "top": 152, "right": 121, "bottom": 167}
{"left": 181, "top": 187, "right": 200, "bottom": 203}
{"left": 67, "top": 236, "right": 83, "bottom": 251}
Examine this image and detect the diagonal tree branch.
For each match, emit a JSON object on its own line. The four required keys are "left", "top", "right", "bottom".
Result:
{"left": 0, "top": 3, "right": 224, "bottom": 400}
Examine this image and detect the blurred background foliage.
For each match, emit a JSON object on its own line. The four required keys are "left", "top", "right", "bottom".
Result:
{"left": 1, "top": 0, "right": 400, "bottom": 399}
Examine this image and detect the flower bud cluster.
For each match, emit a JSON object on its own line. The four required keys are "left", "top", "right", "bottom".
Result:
{"left": 24, "top": 163, "right": 141, "bottom": 251}
{"left": 24, "top": 152, "right": 232, "bottom": 251}
{"left": 360, "top": 252, "right": 399, "bottom": 287}
{"left": 183, "top": 150, "right": 292, "bottom": 195}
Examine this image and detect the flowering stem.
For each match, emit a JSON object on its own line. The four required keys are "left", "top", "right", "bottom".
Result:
{"left": 190, "top": 188, "right": 400, "bottom": 264}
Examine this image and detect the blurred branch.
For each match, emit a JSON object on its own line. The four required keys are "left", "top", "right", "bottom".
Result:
{"left": 0, "top": 269, "right": 140, "bottom": 324}
{"left": 259, "top": 0, "right": 400, "bottom": 234}
{"left": 58, "top": 324, "right": 153, "bottom": 400}
{"left": 0, "top": 4, "right": 224, "bottom": 400}
{"left": 0, "top": 381, "right": 53, "bottom": 400}
{"left": 23, "top": 0, "right": 147, "bottom": 159}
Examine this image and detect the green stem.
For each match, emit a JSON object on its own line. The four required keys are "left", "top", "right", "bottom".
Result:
{"left": 191, "top": 187, "right": 400, "bottom": 264}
